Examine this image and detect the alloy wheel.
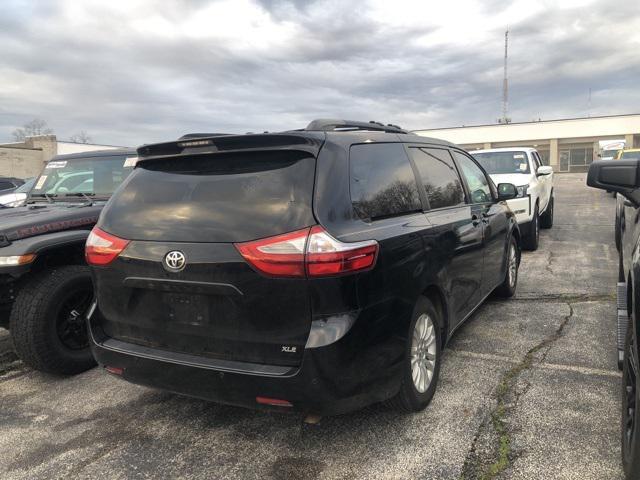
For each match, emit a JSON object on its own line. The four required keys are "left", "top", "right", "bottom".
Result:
{"left": 411, "top": 314, "right": 437, "bottom": 393}
{"left": 56, "top": 288, "right": 93, "bottom": 350}
{"left": 508, "top": 242, "right": 518, "bottom": 288}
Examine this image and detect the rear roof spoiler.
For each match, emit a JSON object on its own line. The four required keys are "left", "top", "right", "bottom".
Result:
{"left": 178, "top": 133, "right": 232, "bottom": 140}
{"left": 137, "top": 132, "right": 324, "bottom": 161}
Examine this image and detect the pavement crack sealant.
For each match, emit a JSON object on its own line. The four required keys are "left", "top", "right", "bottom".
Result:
{"left": 460, "top": 302, "right": 575, "bottom": 480}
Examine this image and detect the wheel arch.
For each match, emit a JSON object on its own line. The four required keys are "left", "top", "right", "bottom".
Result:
{"left": 511, "top": 223, "right": 522, "bottom": 250}
{"left": 422, "top": 285, "right": 449, "bottom": 348}
{"left": 30, "top": 242, "right": 87, "bottom": 271}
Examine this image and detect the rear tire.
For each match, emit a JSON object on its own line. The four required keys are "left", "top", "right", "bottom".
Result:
{"left": 495, "top": 236, "right": 519, "bottom": 298}
{"left": 10, "top": 265, "right": 96, "bottom": 375}
{"left": 522, "top": 205, "right": 540, "bottom": 251}
{"left": 540, "top": 196, "right": 554, "bottom": 229}
{"left": 621, "top": 325, "right": 640, "bottom": 478}
{"left": 388, "top": 297, "right": 442, "bottom": 413}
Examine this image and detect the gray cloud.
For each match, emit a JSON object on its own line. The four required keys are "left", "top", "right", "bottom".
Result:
{"left": 0, "top": 0, "right": 639, "bottom": 146}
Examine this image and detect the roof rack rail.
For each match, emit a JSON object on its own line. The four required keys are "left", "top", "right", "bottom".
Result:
{"left": 178, "top": 133, "right": 232, "bottom": 140}
{"left": 305, "top": 119, "right": 409, "bottom": 134}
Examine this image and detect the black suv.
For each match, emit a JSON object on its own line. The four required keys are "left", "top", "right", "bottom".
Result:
{"left": 2, "top": 149, "right": 136, "bottom": 374}
{"left": 87, "top": 120, "right": 521, "bottom": 414}
{"left": 587, "top": 159, "right": 640, "bottom": 478}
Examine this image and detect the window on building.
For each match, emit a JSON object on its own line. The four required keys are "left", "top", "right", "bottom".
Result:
{"left": 568, "top": 147, "right": 594, "bottom": 167}
{"left": 537, "top": 151, "right": 550, "bottom": 166}
{"left": 408, "top": 147, "right": 465, "bottom": 209}
{"left": 350, "top": 143, "right": 422, "bottom": 220}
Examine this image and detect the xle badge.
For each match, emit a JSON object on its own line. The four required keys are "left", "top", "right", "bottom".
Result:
{"left": 281, "top": 346, "right": 297, "bottom": 353}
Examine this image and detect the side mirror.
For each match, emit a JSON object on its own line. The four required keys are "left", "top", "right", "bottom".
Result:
{"left": 497, "top": 183, "right": 517, "bottom": 201}
{"left": 587, "top": 159, "right": 640, "bottom": 206}
{"left": 537, "top": 166, "right": 553, "bottom": 176}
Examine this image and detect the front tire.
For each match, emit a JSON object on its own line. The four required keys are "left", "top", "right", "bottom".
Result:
{"left": 540, "top": 196, "right": 554, "bottom": 229}
{"left": 10, "top": 265, "right": 96, "bottom": 375}
{"left": 621, "top": 326, "right": 640, "bottom": 478}
{"left": 388, "top": 297, "right": 442, "bottom": 413}
{"left": 495, "top": 236, "right": 519, "bottom": 298}
{"left": 522, "top": 205, "right": 540, "bottom": 251}
{"left": 616, "top": 206, "right": 623, "bottom": 253}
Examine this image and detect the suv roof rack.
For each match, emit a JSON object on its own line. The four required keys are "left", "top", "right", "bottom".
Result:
{"left": 305, "top": 119, "right": 409, "bottom": 134}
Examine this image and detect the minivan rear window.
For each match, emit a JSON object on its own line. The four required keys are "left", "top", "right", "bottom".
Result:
{"left": 350, "top": 143, "right": 421, "bottom": 221}
{"left": 100, "top": 151, "right": 316, "bottom": 243}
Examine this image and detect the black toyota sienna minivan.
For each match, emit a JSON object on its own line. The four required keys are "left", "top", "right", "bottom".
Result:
{"left": 86, "top": 119, "right": 521, "bottom": 415}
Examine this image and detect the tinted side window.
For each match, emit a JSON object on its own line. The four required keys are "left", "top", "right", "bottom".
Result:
{"left": 350, "top": 143, "right": 421, "bottom": 220}
{"left": 0, "top": 182, "right": 14, "bottom": 190}
{"left": 532, "top": 152, "right": 541, "bottom": 170}
{"left": 452, "top": 151, "right": 492, "bottom": 204}
{"left": 408, "top": 147, "right": 465, "bottom": 209}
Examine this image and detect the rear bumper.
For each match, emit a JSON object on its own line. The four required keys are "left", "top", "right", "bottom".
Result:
{"left": 88, "top": 310, "right": 404, "bottom": 415}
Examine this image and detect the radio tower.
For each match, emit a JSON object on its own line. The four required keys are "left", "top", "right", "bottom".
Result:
{"left": 500, "top": 29, "right": 511, "bottom": 124}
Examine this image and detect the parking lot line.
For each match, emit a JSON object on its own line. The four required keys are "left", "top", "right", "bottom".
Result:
{"left": 451, "top": 349, "right": 621, "bottom": 378}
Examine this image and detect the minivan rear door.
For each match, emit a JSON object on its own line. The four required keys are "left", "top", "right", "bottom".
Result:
{"left": 93, "top": 148, "right": 318, "bottom": 367}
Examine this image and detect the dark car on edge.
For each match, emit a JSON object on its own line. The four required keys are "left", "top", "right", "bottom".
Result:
{"left": 587, "top": 158, "right": 640, "bottom": 478}
{"left": 86, "top": 120, "right": 521, "bottom": 415}
{"left": 0, "top": 177, "right": 25, "bottom": 194}
{"left": 1, "top": 149, "right": 136, "bottom": 374}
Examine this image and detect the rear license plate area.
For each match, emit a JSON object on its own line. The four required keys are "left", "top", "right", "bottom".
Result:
{"left": 162, "top": 292, "right": 210, "bottom": 326}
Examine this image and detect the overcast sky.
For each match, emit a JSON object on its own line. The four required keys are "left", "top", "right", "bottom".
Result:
{"left": 1, "top": 0, "right": 639, "bottom": 146}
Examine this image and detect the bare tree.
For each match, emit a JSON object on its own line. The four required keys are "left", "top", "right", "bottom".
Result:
{"left": 12, "top": 118, "right": 54, "bottom": 141}
{"left": 69, "top": 131, "right": 92, "bottom": 144}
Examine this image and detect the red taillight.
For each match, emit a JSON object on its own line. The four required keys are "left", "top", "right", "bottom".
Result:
{"left": 235, "top": 228, "right": 309, "bottom": 277}
{"left": 256, "top": 396, "right": 293, "bottom": 407}
{"left": 235, "top": 226, "right": 378, "bottom": 278}
{"left": 306, "top": 226, "right": 378, "bottom": 276}
{"left": 85, "top": 227, "right": 130, "bottom": 266}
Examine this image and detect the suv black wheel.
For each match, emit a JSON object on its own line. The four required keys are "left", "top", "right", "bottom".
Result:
{"left": 10, "top": 265, "right": 96, "bottom": 375}
{"left": 622, "top": 326, "right": 640, "bottom": 477}
{"left": 522, "top": 205, "right": 540, "bottom": 251}
{"left": 388, "top": 296, "right": 442, "bottom": 412}
{"left": 495, "top": 236, "right": 519, "bottom": 298}
{"left": 540, "top": 196, "right": 554, "bottom": 229}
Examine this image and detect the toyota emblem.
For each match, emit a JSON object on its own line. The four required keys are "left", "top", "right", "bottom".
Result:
{"left": 164, "top": 251, "right": 186, "bottom": 272}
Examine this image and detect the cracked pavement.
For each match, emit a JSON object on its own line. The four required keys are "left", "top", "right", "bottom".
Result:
{"left": 0, "top": 173, "right": 624, "bottom": 479}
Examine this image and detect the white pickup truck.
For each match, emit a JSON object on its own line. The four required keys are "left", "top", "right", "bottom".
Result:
{"left": 472, "top": 147, "right": 554, "bottom": 251}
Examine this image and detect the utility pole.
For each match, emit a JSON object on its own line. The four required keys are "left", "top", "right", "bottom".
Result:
{"left": 500, "top": 29, "right": 511, "bottom": 124}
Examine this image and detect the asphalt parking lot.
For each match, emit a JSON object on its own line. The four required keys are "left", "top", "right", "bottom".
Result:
{"left": 0, "top": 173, "right": 623, "bottom": 479}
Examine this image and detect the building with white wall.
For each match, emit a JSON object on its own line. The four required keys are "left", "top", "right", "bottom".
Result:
{"left": 414, "top": 113, "right": 640, "bottom": 173}
{"left": 0, "top": 136, "right": 127, "bottom": 178}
